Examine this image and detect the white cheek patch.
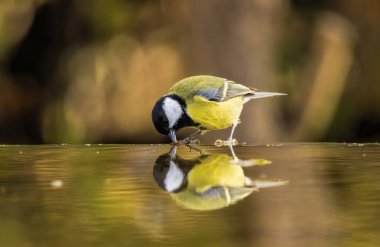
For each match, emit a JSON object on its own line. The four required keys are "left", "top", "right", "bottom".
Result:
{"left": 164, "top": 161, "right": 185, "bottom": 192}
{"left": 163, "top": 97, "right": 183, "bottom": 128}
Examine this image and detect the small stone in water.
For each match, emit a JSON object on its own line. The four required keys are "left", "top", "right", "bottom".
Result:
{"left": 51, "top": 180, "right": 63, "bottom": 188}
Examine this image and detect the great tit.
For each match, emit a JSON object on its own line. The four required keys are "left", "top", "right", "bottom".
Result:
{"left": 153, "top": 146, "right": 287, "bottom": 211}
{"left": 152, "top": 75, "right": 285, "bottom": 144}
{"left": 153, "top": 146, "right": 255, "bottom": 210}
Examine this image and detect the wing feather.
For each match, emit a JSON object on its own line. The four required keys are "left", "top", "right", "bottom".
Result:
{"left": 169, "top": 76, "right": 256, "bottom": 102}
{"left": 202, "top": 80, "right": 255, "bottom": 102}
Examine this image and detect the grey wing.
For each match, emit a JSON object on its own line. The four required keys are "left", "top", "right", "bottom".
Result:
{"left": 196, "top": 80, "right": 255, "bottom": 102}
{"left": 195, "top": 88, "right": 220, "bottom": 101}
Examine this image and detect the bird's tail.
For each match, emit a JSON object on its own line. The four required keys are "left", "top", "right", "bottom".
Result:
{"left": 243, "top": 92, "right": 286, "bottom": 104}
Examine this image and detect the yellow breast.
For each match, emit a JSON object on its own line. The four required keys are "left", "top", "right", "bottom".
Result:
{"left": 187, "top": 96, "right": 243, "bottom": 130}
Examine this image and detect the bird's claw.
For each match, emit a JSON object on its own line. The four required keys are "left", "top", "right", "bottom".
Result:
{"left": 171, "top": 138, "right": 199, "bottom": 146}
{"left": 171, "top": 139, "right": 190, "bottom": 146}
{"left": 181, "top": 137, "right": 191, "bottom": 144}
{"left": 215, "top": 139, "right": 238, "bottom": 147}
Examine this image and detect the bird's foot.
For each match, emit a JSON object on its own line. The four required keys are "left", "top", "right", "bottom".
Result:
{"left": 171, "top": 138, "right": 199, "bottom": 146}
{"left": 178, "top": 138, "right": 200, "bottom": 145}
{"left": 179, "top": 129, "right": 202, "bottom": 145}
{"left": 185, "top": 144, "right": 203, "bottom": 154}
{"left": 215, "top": 139, "right": 238, "bottom": 147}
{"left": 180, "top": 136, "right": 191, "bottom": 144}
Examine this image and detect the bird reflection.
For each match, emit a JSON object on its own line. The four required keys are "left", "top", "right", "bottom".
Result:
{"left": 153, "top": 145, "right": 287, "bottom": 211}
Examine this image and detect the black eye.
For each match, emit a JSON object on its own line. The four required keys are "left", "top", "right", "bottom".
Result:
{"left": 163, "top": 117, "right": 169, "bottom": 124}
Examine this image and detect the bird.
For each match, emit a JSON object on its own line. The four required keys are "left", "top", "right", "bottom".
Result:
{"left": 152, "top": 75, "right": 285, "bottom": 144}
{"left": 153, "top": 146, "right": 257, "bottom": 210}
{"left": 153, "top": 145, "right": 287, "bottom": 211}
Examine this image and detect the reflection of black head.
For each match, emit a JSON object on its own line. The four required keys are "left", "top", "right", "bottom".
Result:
{"left": 153, "top": 153, "right": 200, "bottom": 193}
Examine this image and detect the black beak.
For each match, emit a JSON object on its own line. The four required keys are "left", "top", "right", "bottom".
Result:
{"left": 168, "top": 129, "right": 177, "bottom": 143}
{"left": 168, "top": 146, "right": 177, "bottom": 159}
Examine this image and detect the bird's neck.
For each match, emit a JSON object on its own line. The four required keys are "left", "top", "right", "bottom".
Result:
{"left": 176, "top": 109, "right": 198, "bottom": 129}
{"left": 166, "top": 94, "right": 198, "bottom": 130}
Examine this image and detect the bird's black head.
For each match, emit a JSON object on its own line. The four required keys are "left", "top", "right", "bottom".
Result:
{"left": 152, "top": 94, "right": 195, "bottom": 142}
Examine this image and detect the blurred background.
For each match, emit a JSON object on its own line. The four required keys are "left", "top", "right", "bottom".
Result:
{"left": 0, "top": 0, "right": 379, "bottom": 144}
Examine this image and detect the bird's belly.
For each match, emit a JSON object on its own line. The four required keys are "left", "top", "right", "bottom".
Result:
{"left": 188, "top": 155, "right": 245, "bottom": 193}
{"left": 187, "top": 96, "right": 243, "bottom": 130}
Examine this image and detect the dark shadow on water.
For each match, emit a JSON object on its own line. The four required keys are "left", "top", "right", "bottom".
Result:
{"left": 153, "top": 145, "right": 288, "bottom": 211}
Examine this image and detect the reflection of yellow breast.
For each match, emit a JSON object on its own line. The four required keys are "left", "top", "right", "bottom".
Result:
{"left": 187, "top": 96, "right": 243, "bottom": 130}
{"left": 187, "top": 155, "right": 245, "bottom": 193}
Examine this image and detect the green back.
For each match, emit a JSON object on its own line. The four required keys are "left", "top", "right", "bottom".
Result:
{"left": 169, "top": 75, "right": 254, "bottom": 102}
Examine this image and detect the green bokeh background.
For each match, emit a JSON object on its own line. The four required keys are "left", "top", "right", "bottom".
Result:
{"left": 0, "top": 0, "right": 379, "bottom": 143}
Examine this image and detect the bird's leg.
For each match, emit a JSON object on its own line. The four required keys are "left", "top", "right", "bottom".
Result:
{"left": 229, "top": 122, "right": 237, "bottom": 142}
{"left": 185, "top": 144, "right": 203, "bottom": 154}
{"left": 225, "top": 121, "right": 239, "bottom": 146}
{"left": 223, "top": 187, "right": 231, "bottom": 204}
{"left": 215, "top": 121, "right": 239, "bottom": 147}
{"left": 180, "top": 129, "right": 202, "bottom": 144}
{"left": 228, "top": 142, "right": 239, "bottom": 162}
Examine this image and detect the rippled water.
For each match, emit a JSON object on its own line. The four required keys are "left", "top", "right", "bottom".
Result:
{"left": 0, "top": 143, "right": 379, "bottom": 247}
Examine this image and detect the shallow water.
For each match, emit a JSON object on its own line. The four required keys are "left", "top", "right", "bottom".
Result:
{"left": 0, "top": 143, "right": 379, "bottom": 247}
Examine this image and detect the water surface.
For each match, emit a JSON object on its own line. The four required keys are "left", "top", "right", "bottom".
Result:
{"left": 0, "top": 143, "right": 379, "bottom": 247}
